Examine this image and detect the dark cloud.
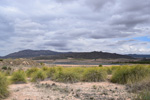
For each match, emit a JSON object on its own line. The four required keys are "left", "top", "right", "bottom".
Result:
{"left": 107, "top": 39, "right": 136, "bottom": 47}
{"left": 0, "top": 0, "right": 150, "bottom": 55}
{"left": 119, "top": 0, "right": 150, "bottom": 13}
{"left": 88, "top": 29, "right": 133, "bottom": 39}
{"left": 55, "top": 0, "right": 77, "bottom": 3}
{"left": 111, "top": 13, "right": 150, "bottom": 27}
{"left": 44, "top": 41, "right": 67, "bottom": 47}
{"left": 85, "top": 0, "right": 115, "bottom": 11}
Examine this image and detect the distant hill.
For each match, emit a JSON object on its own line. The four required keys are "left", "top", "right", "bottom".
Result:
{"left": 1, "top": 50, "right": 134, "bottom": 59}
{"left": 4, "top": 49, "right": 62, "bottom": 58}
{"left": 127, "top": 54, "right": 150, "bottom": 58}
{"left": 34, "top": 51, "right": 133, "bottom": 60}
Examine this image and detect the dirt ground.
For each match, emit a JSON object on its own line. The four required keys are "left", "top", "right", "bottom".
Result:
{"left": 5, "top": 80, "right": 134, "bottom": 100}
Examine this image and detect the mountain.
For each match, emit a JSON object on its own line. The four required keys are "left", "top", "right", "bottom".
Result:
{"left": 127, "top": 54, "right": 150, "bottom": 58}
{"left": 34, "top": 51, "right": 134, "bottom": 60}
{"left": 2, "top": 50, "right": 134, "bottom": 59}
{"left": 4, "top": 49, "right": 62, "bottom": 58}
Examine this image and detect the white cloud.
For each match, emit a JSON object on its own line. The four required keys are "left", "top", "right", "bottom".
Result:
{"left": 0, "top": 0, "right": 150, "bottom": 55}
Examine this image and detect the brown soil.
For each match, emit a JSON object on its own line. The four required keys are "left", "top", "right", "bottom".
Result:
{"left": 5, "top": 81, "right": 134, "bottom": 100}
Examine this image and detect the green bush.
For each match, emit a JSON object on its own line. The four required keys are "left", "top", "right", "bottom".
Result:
{"left": 134, "top": 90, "right": 150, "bottom": 100}
{"left": 7, "top": 67, "right": 12, "bottom": 70}
{"left": 46, "top": 67, "right": 56, "bottom": 78}
{"left": 81, "top": 67, "right": 107, "bottom": 82}
{"left": 40, "top": 62, "right": 45, "bottom": 66}
{"left": 31, "top": 70, "right": 47, "bottom": 82}
{"left": 0, "top": 72, "right": 9, "bottom": 99}
{"left": 53, "top": 68, "right": 80, "bottom": 83}
{"left": 127, "top": 77, "right": 150, "bottom": 93}
{"left": 2, "top": 66, "right": 7, "bottom": 70}
{"left": 103, "top": 67, "right": 112, "bottom": 75}
{"left": 4, "top": 70, "right": 13, "bottom": 76}
{"left": 56, "top": 66, "right": 63, "bottom": 71}
{"left": 68, "top": 67, "right": 84, "bottom": 74}
{"left": 26, "top": 67, "right": 39, "bottom": 77}
{"left": 1, "top": 66, "right": 13, "bottom": 76}
{"left": 41, "top": 66, "right": 49, "bottom": 71}
{"left": 111, "top": 66, "right": 120, "bottom": 71}
{"left": 111, "top": 65, "right": 150, "bottom": 84}
{"left": 102, "top": 66, "right": 121, "bottom": 75}
{"left": 11, "top": 70, "right": 27, "bottom": 84}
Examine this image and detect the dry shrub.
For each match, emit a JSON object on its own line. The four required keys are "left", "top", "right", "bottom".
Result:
{"left": 81, "top": 67, "right": 107, "bottom": 82}
{"left": 53, "top": 67, "right": 80, "bottom": 83}
{"left": 10, "top": 70, "right": 27, "bottom": 84}
{"left": 46, "top": 67, "right": 56, "bottom": 78}
{"left": 31, "top": 70, "right": 47, "bottom": 82}
{"left": 111, "top": 65, "right": 150, "bottom": 84}
{"left": 0, "top": 72, "right": 9, "bottom": 99}
{"left": 26, "top": 67, "right": 39, "bottom": 77}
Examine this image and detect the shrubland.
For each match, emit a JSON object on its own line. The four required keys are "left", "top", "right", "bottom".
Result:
{"left": 0, "top": 72, "right": 9, "bottom": 99}
{"left": 1, "top": 63, "right": 150, "bottom": 99}
{"left": 81, "top": 67, "right": 107, "bottom": 82}
{"left": 111, "top": 65, "right": 150, "bottom": 84}
{"left": 10, "top": 70, "right": 27, "bottom": 84}
{"left": 26, "top": 67, "right": 39, "bottom": 77}
{"left": 31, "top": 69, "right": 47, "bottom": 82}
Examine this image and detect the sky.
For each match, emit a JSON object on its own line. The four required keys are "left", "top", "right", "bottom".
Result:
{"left": 0, "top": 0, "right": 150, "bottom": 56}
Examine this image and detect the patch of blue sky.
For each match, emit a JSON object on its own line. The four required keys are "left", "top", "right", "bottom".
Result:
{"left": 133, "top": 36, "right": 150, "bottom": 42}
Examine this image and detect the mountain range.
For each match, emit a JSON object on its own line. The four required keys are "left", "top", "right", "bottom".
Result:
{"left": 127, "top": 54, "right": 150, "bottom": 58}
{"left": 0, "top": 49, "right": 135, "bottom": 59}
{"left": 34, "top": 51, "right": 134, "bottom": 60}
{"left": 3, "top": 49, "right": 62, "bottom": 58}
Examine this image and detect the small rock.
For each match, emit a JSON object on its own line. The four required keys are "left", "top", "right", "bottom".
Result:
{"left": 90, "top": 97, "right": 94, "bottom": 100}
{"left": 103, "top": 92, "right": 108, "bottom": 95}
{"left": 14, "top": 89, "right": 19, "bottom": 92}
{"left": 71, "top": 89, "right": 73, "bottom": 91}
{"left": 52, "top": 83, "right": 56, "bottom": 86}
{"left": 75, "top": 93, "right": 80, "bottom": 98}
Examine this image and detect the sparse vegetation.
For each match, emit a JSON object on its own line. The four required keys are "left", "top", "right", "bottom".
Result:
{"left": 99, "top": 64, "right": 103, "bottom": 67}
{"left": 128, "top": 78, "right": 150, "bottom": 93}
{"left": 0, "top": 58, "right": 41, "bottom": 67}
{"left": 1, "top": 66, "right": 13, "bottom": 76}
{"left": 81, "top": 67, "right": 107, "bottom": 82}
{"left": 26, "top": 67, "right": 39, "bottom": 77}
{"left": 134, "top": 91, "right": 150, "bottom": 100}
{"left": 0, "top": 72, "right": 9, "bottom": 99}
{"left": 46, "top": 67, "right": 56, "bottom": 78}
{"left": 46, "top": 66, "right": 107, "bottom": 83}
{"left": 31, "top": 70, "right": 47, "bottom": 82}
{"left": 53, "top": 68, "right": 80, "bottom": 83}
{"left": 111, "top": 65, "right": 150, "bottom": 84}
{"left": 2, "top": 66, "right": 7, "bottom": 70}
{"left": 40, "top": 62, "right": 45, "bottom": 66}
{"left": 10, "top": 70, "right": 27, "bottom": 84}
{"left": 1, "top": 60, "right": 150, "bottom": 99}
{"left": 41, "top": 66, "right": 49, "bottom": 71}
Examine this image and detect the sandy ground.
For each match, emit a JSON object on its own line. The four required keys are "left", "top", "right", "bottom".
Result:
{"left": 5, "top": 81, "right": 134, "bottom": 100}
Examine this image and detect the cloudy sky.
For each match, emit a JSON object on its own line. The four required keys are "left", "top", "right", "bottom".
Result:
{"left": 0, "top": 0, "right": 150, "bottom": 56}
